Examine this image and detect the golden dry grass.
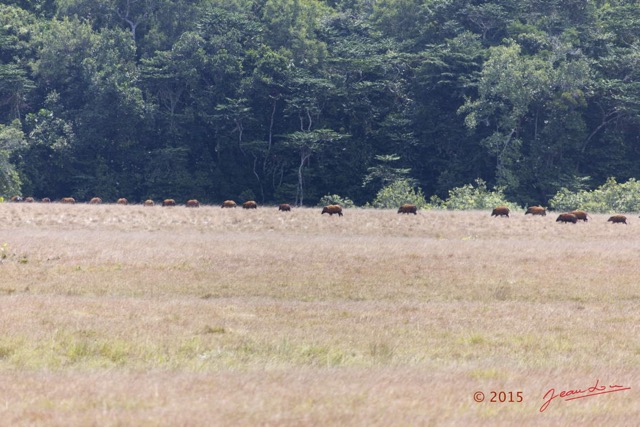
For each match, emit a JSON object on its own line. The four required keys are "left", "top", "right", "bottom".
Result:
{"left": 0, "top": 203, "right": 639, "bottom": 425}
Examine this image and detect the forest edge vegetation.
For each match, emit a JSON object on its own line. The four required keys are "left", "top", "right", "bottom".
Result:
{"left": 1, "top": 0, "right": 640, "bottom": 210}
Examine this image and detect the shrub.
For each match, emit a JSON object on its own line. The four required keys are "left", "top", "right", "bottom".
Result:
{"left": 434, "top": 178, "right": 519, "bottom": 210}
{"left": 370, "top": 180, "right": 428, "bottom": 209}
{"left": 549, "top": 177, "right": 640, "bottom": 213}
{"left": 318, "top": 194, "right": 355, "bottom": 208}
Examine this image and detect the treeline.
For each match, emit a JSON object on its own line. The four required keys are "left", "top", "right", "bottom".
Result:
{"left": 1, "top": 0, "right": 640, "bottom": 206}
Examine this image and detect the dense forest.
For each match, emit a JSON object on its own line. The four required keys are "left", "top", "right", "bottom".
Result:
{"left": 1, "top": 0, "right": 640, "bottom": 206}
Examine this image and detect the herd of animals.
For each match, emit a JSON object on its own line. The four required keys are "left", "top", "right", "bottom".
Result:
{"left": 491, "top": 205, "right": 630, "bottom": 224}
{"left": 3, "top": 197, "right": 630, "bottom": 223}
{"left": 6, "top": 195, "right": 346, "bottom": 215}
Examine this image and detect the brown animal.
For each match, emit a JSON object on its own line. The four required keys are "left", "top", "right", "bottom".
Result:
{"left": 608, "top": 215, "right": 627, "bottom": 224}
{"left": 243, "top": 200, "right": 258, "bottom": 209}
{"left": 491, "top": 206, "right": 510, "bottom": 217}
{"left": 570, "top": 210, "right": 589, "bottom": 222}
{"left": 117, "top": 198, "right": 128, "bottom": 205}
{"left": 41, "top": 197, "right": 51, "bottom": 203}
{"left": 143, "top": 199, "right": 154, "bottom": 207}
{"left": 162, "top": 199, "right": 176, "bottom": 207}
{"left": 556, "top": 213, "right": 578, "bottom": 224}
{"left": 186, "top": 199, "right": 200, "bottom": 208}
{"left": 278, "top": 203, "right": 291, "bottom": 212}
{"left": 24, "top": 197, "right": 34, "bottom": 203}
{"left": 398, "top": 204, "right": 418, "bottom": 215}
{"left": 221, "top": 200, "right": 237, "bottom": 208}
{"left": 61, "top": 197, "right": 76, "bottom": 204}
{"left": 10, "top": 196, "right": 23, "bottom": 202}
{"left": 89, "top": 197, "right": 102, "bottom": 204}
{"left": 525, "top": 206, "right": 546, "bottom": 216}
{"left": 321, "top": 205, "right": 343, "bottom": 216}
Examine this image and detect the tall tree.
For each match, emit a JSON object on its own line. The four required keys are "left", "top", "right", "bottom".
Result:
{"left": 459, "top": 37, "right": 592, "bottom": 201}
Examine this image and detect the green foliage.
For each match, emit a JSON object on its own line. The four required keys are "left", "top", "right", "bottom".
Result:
{"left": 549, "top": 177, "right": 640, "bottom": 213}
{"left": 459, "top": 36, "right": 592, "bottom": 196}
{"left": 0, "top": 120, "right": 25, "bottom": 196}
{"left": 282, "top": 128, "right": 349, "bottom": 206}
{"left": 362, "top": 154, "right": 413, "bottom": 188}
{"left": 1, "top": 0, "right": 640, "bottom": 207}
{"left": 434, "top": 178, "right": 518, "bottom": 211}
{"left": 25, "top": 107, "right": 74, "bottom": 151}
{"left": 318, "top": 193, "right": 355, "bottom": 208}
{"left": 261, "top": 0, "right": 330, "bottom": 67}
{"left": 370, "top": 180, "right": 427, "bottom": 209}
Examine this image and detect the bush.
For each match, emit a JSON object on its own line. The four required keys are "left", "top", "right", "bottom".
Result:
{"left": 549, "top": 177, "right": 640, "bottom": 213}
{"left": 370, "top": 180, "right": 428, "bottom": 209}
{"left": 433, "top": 178, "right": 519, "bottom": 210}
{"left": 318, "top": 194, "right": 355, "bottom": 208}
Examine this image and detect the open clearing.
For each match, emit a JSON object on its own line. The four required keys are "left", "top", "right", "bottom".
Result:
{"left": 0, "top": 203, "right": 638, "bottom": 425}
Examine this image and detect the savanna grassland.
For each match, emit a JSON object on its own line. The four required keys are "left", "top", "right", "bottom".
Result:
{"left": 0, "top": 203, "right": 639, "bottom": 426}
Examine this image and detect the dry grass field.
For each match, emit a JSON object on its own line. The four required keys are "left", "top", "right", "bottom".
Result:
{"left": 0, "top": 202, "right": 639, "bottom": 426}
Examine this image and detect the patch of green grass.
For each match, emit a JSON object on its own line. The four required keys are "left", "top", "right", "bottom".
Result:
{"left": 0, "top": 340, "right": 18, "bottom": 359}
{"left": 202, "top": 325, "right": 226, "bottom": 334}
{"left": 0, "top": 331, "right": 135, "bottom": 369}
{"left": 469, "top": 368, "right": 504, "bottom": 380}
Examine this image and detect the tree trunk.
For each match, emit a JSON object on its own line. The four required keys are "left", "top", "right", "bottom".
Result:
{"left": 296, "top": 150, "right": 312, "bottom": 206}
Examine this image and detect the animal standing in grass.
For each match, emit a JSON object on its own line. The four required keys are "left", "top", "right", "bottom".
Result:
{"left": 556, "top": 213, "right": 578, "bottom": 224}
{"left": 143, "top": 199, "right": 154, "bottom": 207}
{"left": 398, "top": 204, "right": 418, "bottom": 215}
{"left": 491, "top": 206, "right": 510, "bottom": 217}
{"left": 186, "top": 199, "right": 200, "bottom": 208}
{"left": 89, "top": 197, "right": 102, "bottom": 204}
{"left": 61, "top": 197, "right": 76, "bottom": 204}
{"left": 570, "top": 210, "right": 589, "bottom": 222}
{"left": 162, "top": 199, "right": 176, "bottom": 207}
{"left": 24, "top": 197, "right": 34, "bottom": 203}
{"left": 41, "top": 198, "right": 51, "bottom": 203}
{"left": 278, "top": 204, "right": 291, "bottom": 212}
{"left": 322, "top": 205, "right": 343, "bottom": 216}
{"left": 117, "top": 198, "right": 128, "bottom": 205}
{"left": 608, "top": 215, "right": 627, "bottom": 224}
{"left": 221, "top": 200, "right": 237, "bottom": 208}
{"left": 243, "top": 201, "right": 258, "bottom": 209}
{"left": 525, "top": 206, "right": 546, "bottom": 216}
